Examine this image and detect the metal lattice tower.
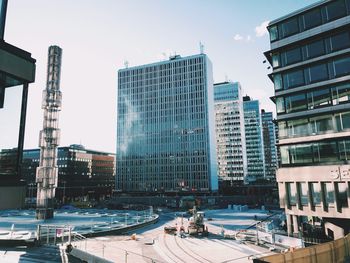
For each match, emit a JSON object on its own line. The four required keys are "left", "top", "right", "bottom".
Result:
{"left": 36, "top": 46, "right": 62, "bottom": 219}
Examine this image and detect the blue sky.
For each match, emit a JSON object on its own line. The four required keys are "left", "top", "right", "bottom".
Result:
{"left": 1, "top": 0, "right": 318, "bottom": 152}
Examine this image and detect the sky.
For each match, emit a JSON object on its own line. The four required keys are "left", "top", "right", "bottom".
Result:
{"left": 1, "top": 0, "right": 318, "bottom": 153}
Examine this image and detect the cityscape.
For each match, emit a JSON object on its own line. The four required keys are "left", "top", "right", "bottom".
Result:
{"left": 0, "top": 0, "right": 350, "bottom": 262}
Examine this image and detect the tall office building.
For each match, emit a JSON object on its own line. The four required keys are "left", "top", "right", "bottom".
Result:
{"left": 243, "top": 96, "right": 265, "bottom": 182}
{"left": 214, "top": 82, "right": 247, "bottom": 184}
{"left": 117, "top": 54, "right": 218, "bottom": 193}
{"left": 265, "top": 0, "right": 350, "bottom": 239}
{"left": 261, "top": 110, "right": 277, "bottom": 181}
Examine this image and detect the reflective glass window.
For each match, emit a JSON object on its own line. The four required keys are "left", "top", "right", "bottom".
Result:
{"left": 307, "top": 40, "right": 325, "bottom": 59}
{"left": 332, "top": 83, "right": 350, "bottom": 104}
{"left": 298, "top": 182, "right": 309, "bottom": 205}
{"left": 284, "top": 47, "right": 302, "bottom": 65}
{"left": 272, "top": 54, "right": 280, "bottom": 68}
{"left": 310, "top": 182, "right": 322, "bottom": 206}
{"left": 303, "top": 9, "right": 322, "bottom": 30}
{"left": 334, "top": 57, "right": 350, "bottom": 77}
{"left": 308, "top": 63, "right": 328, "bottom": 83}
{"left": 278, "top": 121, "right": 288, "bottom": 138}
{"left": 286, "top": 182, "right": 296, "bottom": 206}
{"left": 335, "top": 112, "right": 350, "bottom": 131}
{"left": 281, "top": 18, "right": 299, "bottom": 38}
{"left": 313, "top": 141, "right": 338, "bottom": 163}
{"left": 322, "top": 182, "right": 335, "bottom": 207}
{"left": 290, "top": 144, "right": 313, "bottom": 164}
{"left": 286, "top": 93, "right": 307, "bottom": 113}
{"left": 307, "top": 88, "right": 331, "bottom": 109}
{"left": 276, "top": 97, "right": 285, "bottom": 113}
{"left": 287, "top": 118, "right": 309, "bottom": 137}
{"left": 274, "top": 74, "right": 282, "bottom": 91}
{"left": 283, "top": 70, "right": 304, "bottom": 89}
{"left": 280, "top": 146, "right": 290, "bottom": 164}
{"left": 269, "top": 25, "right": 278, "bottom": 42}
{"left": 335, "top": 182, "right": 349, "bottom": 208}
{"left": 310, "top": 115, "right": 333, "bottom": 134}
{"left": 339, "top": 140, "right": 350, "bottom": 160}
{"left": 331, "top": 32, "right": 350, "bottom": 52}
{"left": 326, "top": 0, "right": 347, "bottom": 21}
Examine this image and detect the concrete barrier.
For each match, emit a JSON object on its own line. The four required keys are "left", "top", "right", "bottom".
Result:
{"left": 70, "top": 247, "right": 113, "bottom": 263}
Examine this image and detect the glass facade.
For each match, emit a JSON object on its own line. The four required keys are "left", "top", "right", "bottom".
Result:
{"left": 243, "top": 98, "right": 265, "bottom": 180}
{"left": 261, "top": 111, "right": 277, "bottom": 181}
{"left": 214, "top": 82, "right": 247, "bottom": 182}
{"left": 116, "top": 54, "right": 218, "bottom": 192}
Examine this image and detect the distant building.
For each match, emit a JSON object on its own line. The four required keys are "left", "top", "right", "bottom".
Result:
{"left": 261, "top": 110, "right": 277, "bottom": 181}
{"left": 22, "top": 144, "right": 115, "bottom": 202}
{"left": 214, "top": 81, "right": 247, "bottom": 184}
{"left": 243, "top": 96, "right": 265, "bottom": 182}
{"left": 117, "top": 54, "right": 218, "bottom": 193}
{"left": 265, "top": 0, "right": 350, "bottom": 239}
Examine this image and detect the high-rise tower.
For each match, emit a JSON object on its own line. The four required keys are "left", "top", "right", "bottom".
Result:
{"left": 36, "top": 46, "right": 62, "bottom": 219}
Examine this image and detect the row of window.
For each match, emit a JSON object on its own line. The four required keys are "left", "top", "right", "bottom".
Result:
{"left": 276, "top": 82, "right": 350, "bottom": 114}
{"left": 274, "top": 55, "right": 350, "bottom": 91}
{"left": 280, "top": 139, "right": 350, "bottom": 166}
{"left": 286, "top": 181, "right": 348, "bottom": 210}
{"left": 269, "top": 0, "right": 350, "bottom": 42}
{"left": 272, "top": 30, "right": 350, "bottom": 68}
{"left": 279, "top": 111, "right": 350, "bottom": 139}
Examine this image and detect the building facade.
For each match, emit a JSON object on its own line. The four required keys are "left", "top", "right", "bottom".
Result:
{"left": 117, "top": 54, "right": 218, "bottom": 193}
{"left": 265, "top": 0, "right": 350, "bottom": 239}
{"left": 243, "top": 96, "right": 265, "bottom": 182}
{"left": 261, "top": 110, "right": 278, "bottom": 181}
{"left": 22, "top": 144, "right": 115, "bottom": 202}
{"left": 214, "top": 81, "right": 247, "bottom": 184}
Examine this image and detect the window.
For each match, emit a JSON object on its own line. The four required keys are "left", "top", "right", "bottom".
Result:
{"left": 313, "top": 141, "right": 338, "bottom": 163}
{"left": 335, "top": 182, "right": 349, "bottom": 209}
{"left": 298, "top": 182, "right": 309, "bottom": 206}
{"left": 280, "top": 146, "right": 290, "bottom": 164}
{"left": 331, "top": 32, "right": 350, "bottom": 52}
{"left": 284, "top": 47, "right": 302, "bottom": 65}
{"left": 307, "top": 40, "right": 325, "bottom": 59}
{"left": 334, "top": 57, "right": 350, "bottom": 77}
{"left": 326, "top": 0, "right": 347, "bottom": 21}
{"left": 308, "top": 63, "right": 328, "bottom": 83}
{"left": 281, "top": 18, "right": 299, "bottom": 38}
{"left": 303, "top": 9, "right": 322, "bottom": 30}
{"left": 283, "top": 70, "right": 304, "bottom": 89}
{"left": 307, "top": 88, "right": 331, "bottom": 109}
{"left": 310, "top": 115, "right": 333, "bottom": 134}
{"left": 278, "top": 121, "right": 288, "bottom": 138}
{"left": 336, "top": 112, "right": 350, "bottom": 131}
{"left": 286, "top": 182, "right": 296, "bottom": 206}
{"left": 272, "top": 54, "right": 280, "bottom": 68}
{"left": 286, "top": 93, "right": 307, "bottom": 113}
{"left": 332, "top": 83, "right": 350, "bottom": 105}
{"left": 290, "top": 144, "right": 313, "bottom": 164}
{"left": 276, "top": 97, "right": 285, "bottom": 113}
{"left": 339, "top": 140, "right": 350, "bottom": 160}
{"left": 269, "top": 25, "right": 278, "bottom": 41}
{"left": 287, "top": 118, "right": 309, "bottom": 137}
{"left": 310, "top": 182, "right": 322, "bottom": 206}
{"left": 322, "top": 182, "right": 335, "bottom": 208}
{"left": 274, "top": 74, "right": 282, "bottom": 91}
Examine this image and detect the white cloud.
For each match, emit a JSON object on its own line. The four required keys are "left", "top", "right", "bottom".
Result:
{"left": 233, "top": 34, "right": 244, "bottom": 41}
{"left": 246, "top": 35, "right": 252, "bottom": 42}
{"left": 255, "top": 20, "right": 270, "bottom": 37}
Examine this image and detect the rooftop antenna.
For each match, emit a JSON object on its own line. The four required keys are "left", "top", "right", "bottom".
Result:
{"left": 199, "top": 42, "right": 204, "bottom": 54}
{"left": 124, "top": 60, "right": 129, "bottom": 69}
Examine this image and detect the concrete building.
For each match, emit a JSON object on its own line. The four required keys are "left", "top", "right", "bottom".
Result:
{"left": 117, "top": 54, "right": 218, "bottom": 193}
{"left": 214, "top": 81, "right": 247, "bottom": 185}
{"left": 22, "top": 144, "right": 115, "bottom": 203}
{"left": 265, "top": 0, "right": 350, "bottom": 239}
{"left": 243, "top": 96, "right": 265, "bottom": 182}
{"left": 261, "top": 110, "right": 278, "bottom": 182}
{"left": 0, "top": 0, "right": 36, "bottom": 209}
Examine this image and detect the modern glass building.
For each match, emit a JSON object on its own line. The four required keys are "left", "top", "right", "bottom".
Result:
{"left": 265, "top": 0, "right": 350, "bottom": 239}
{"left": 20, "top": 144, "right": 115, "bottom": 202}
{"left": 117, "top": 54, "right": 218, "bottom": 193}
{"left": 261, "top": 110, "right": 277, "bottom": 182}
{"left": 214, "top": 82, "right": 247, "bottom": 184}
{"left": 243, "top": 96, "right": 265, "bottom": 182}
